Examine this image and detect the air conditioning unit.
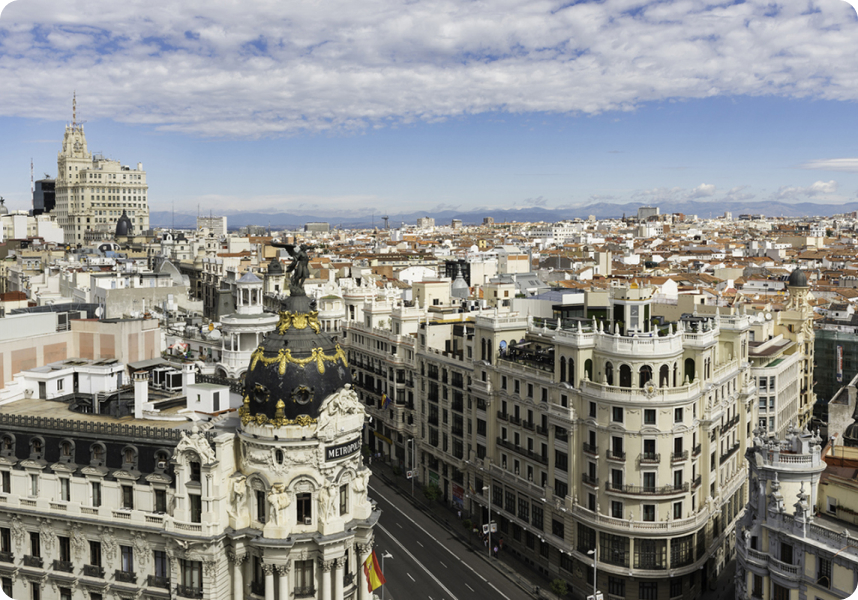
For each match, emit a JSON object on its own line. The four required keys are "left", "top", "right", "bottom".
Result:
{"left": 304, "top": 517, "right": 312, "bottom": 525}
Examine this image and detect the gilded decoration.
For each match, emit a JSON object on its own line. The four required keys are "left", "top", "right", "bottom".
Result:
{"left": 238, "top": 396, "right": 318, "bottom": 427}
{"left": 249, "top": 345, "right": 348, "bottom": 376}
{"left": 277, "top": 310, "right": 321, "bottom": 334}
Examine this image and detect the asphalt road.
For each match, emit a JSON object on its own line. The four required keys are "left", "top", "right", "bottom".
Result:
{"left": 369, "top": 478, "right": 535, "bottom": 600}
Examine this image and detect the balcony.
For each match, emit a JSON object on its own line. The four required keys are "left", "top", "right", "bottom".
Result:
{"left": 607, "top": 450, "right": 626, "bottom": 461}
{"left": 582, "top": 474, "right": 599, "bottom": 487}
{"left": 692, "top": 444, "right": 702, "bottom": 457}
{"left": 555, "top": 430, "right": 568, "bottom": 442}
{"left": 583, "top": 443, "right": 598, "bottom": 455}
{"left": 671, "top": 451, "right": 689, "bottom": 462}
{"left": 53, "top": 559, "right": 74, "bottom": 573}
{"left": 23, "top": 555, "right": 43, "bottom": 568}
{"left": 509, "top": 415, "right": 521, "bottom": 425}
{"left": 115, "top": 570, "right": 137, "bottom": 584}
{"left": 498, "top": 412, "right": 509, "bottom": 422}
{"left": 83, "top": 564, "right": 104, "bottom": 578}
{"left": 720, "top": 443, "right": 741, "bottom": 465}
{"left": 605, "top": 481, "right": 689, "bottom": 495}
{"left": 176, "top": 585, "right": 204, "bottom": 598}
{"left": 295, "top": 587, "right": 316, "bottom": 598}
{"left": 522, "top": 421, "right": 535, "bottom": 431}
{"left": 639, "top": 452, "right": 660, "bottom": 464}
{"left": 147, "top": 575, "right": 171, "bottom": 589}
{"left": 536, "top": 425, "right": 548, "bottom": 436}
{"left": 692, "top": 475, "right": 702, "bottom": 489}
{"left": 0, "top": 551, "right": 12, "bottom": 564}
{"left": 497, "top": 438, "right": 549, "bottom": 465}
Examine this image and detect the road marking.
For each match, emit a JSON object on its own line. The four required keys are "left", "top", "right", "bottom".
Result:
{"left": 416, "top": 541, "right": 424, "bottom": 547}
{"left": 371, "top": 485, "right": 512, "bottom": 600}
{"left": 439, "top": 561, "right": 447, "bottom": 568}
{"left": 465, "top": 584, "right": 474, "bottom": 592}
{"left": 396, "top": 522, "right": 403, "bottom": 528}
{"left": 377, "top": 523, "right": 460, "bottom": 600}
{"left": 408, "top": 573, "right": 416, "bottom": 582}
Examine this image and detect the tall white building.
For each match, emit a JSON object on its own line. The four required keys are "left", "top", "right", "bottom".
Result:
{"left": 54, "top": 98, "right": 150, "bottom": 245}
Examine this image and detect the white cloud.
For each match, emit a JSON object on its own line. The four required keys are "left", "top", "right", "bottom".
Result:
{"left": 801, "top": 158, "right": 858, "bottom": 172}
{"left": 688, "top": 183, "right": 716, "bottom": 198}
{"left": 0, "top": 0, "right": 856, "bottom": 136}
{"left": 774, "top": 180, "right": 839, "bottom": 201}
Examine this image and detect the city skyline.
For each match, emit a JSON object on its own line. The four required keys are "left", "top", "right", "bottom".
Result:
{"left": 2, "top": 1, "right": 858, "bottom": 216}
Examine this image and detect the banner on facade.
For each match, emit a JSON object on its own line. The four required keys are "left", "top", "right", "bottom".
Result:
{"left": 837, "top": 345, "right": 843, "bottom": 382}
{"left": 326, "top": 437, "right": 361, "bottom": 462}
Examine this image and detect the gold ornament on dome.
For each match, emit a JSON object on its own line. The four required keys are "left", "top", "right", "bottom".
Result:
{"left": 238, "top": 397, "right": 318, "bottom": 428}
{"left": 277, "top": 310, "right": 321, "bottom": 334}
{"left": 249, "top": 345, "right": 348, "bottom": 376}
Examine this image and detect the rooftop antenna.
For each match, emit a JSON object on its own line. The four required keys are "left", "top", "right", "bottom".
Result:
{"left": 30, "top": 158, "right": 34, "bottom": 196}
{"left": 72, "top": 91, "right": 76, "bottom": 129}
{"left": 382, "top": 215, "right": 389, "bottom": 229}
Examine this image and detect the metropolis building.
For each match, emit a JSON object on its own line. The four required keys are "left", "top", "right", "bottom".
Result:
{"left": 342, "top": 279, "right": 826, "bottom": 600}
{"left": 0, "top": 274, "right": 378, "bottom": 599}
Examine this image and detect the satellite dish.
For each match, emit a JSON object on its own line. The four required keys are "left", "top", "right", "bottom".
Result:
{"left": 95, "top": 307, "right": 103, "bottom": 318}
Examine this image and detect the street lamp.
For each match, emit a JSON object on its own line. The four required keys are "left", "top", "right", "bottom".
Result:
{"left": 381, "top": 551, "right": 393, "bottom": 600}
{"left": 409, "top": 438, "right": 415, "bottom": 496}
{"left": 482, "top": 485, "right": 492, "bottom": 558}
{"left": 587, "top": 548, "right": 599, "bottom": 600}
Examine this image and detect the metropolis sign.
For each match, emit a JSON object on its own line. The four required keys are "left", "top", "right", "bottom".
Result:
{"left": 326, "top": 438, "right": 361, "bottom": 462}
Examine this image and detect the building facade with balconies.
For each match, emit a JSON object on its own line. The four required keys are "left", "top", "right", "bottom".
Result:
{"left": 466, "top": 283, "right": 756, "bottom": 600}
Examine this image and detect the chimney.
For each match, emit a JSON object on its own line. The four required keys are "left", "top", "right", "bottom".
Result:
{"left": 133, "top": 371, "right": 149, "bottom": 419}
{"left": 182, "top": 363, "right": 196, "bottom": 397}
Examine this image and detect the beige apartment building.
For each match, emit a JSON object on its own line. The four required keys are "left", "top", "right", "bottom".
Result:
{"left": 54, "top": 106, "right": 150, "bottom": 245}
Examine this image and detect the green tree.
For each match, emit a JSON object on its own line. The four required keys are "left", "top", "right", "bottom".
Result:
{"left": 423, "top": 483, "right": 442, "bottom": 502}
{"left": 550, "top": 579, "right": 568, "bottom": 597}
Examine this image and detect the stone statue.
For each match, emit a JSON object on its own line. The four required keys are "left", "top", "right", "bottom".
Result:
{"left": 70, "top": 523, "right": 86, "bottom": 560}
{"left": 176, "top": 426, "right": 216, "bottom": 464}
{"left": 9, "top": 515, "right": 24, "bottom": 550}
{"left": 280, "top": 243, "right": 311, "bottom": 294}
{"left": 268, "top": 484, "right": 291, "bottom": 525}
{"left": 318, "top": 483, "right": 338, "bottom": 523}
{"left": 228, "top": 475, "right": 247, "bottom": 519}
{"left": 352, "top": 469, "right": 370, "bottom": 506}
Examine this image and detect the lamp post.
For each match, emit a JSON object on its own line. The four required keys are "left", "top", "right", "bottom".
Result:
{"left": 381, "top": 551, "right": 393, "bottom": 600}
{"left": 587, "top": 547, "right": 599, "bottom": 600}
{"left": 409, "top": 438, "right": 415, "bottom": 496}
{"left": 482, "top": 485, "right": 492, "bottom": 558}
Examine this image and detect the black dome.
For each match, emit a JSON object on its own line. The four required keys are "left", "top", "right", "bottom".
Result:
{"left": 268, "top": 256, "right": 284, "bottom": 275}
{"left": 115, "top": 210, "right": 133, "bottom": 237}
{"left": 788, "top": 269, "right": 808, "bottom": 287}
{"left": 240, "top": 294, "right": 351, "bottom": 426}
{"left": 844, "top": 420, "right": 858, "bottom": 447}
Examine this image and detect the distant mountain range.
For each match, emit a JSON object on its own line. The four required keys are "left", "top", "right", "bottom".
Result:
{"left": 150, "top": 200, "right": 858, "bottom": 230}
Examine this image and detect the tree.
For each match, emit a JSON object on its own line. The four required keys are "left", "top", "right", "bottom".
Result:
{"left": 423, "top": 482, "right": 442, "bottom": 502}
{"left": 550, "top": 579, "right": 568, "bottom": 597}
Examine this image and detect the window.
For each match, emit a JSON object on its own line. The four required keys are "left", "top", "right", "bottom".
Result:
{"left": 122, "top": 485, "right": 134, "bottom": 509}
{"left": 154, "top": 489, "right": 167, "bottom": 513}
{"left": 554, "top": 479, "right": 568, "bottom": 499}
{"left": 639, "top": 582, "right": 658, "bottom": 600}
{"left": 772, "top": 583, "right": 789, "bottom": 600}
{"left": 30, "top": 531, "right": 40, "bottom": 558}
{"left": 189, "top": 495, "right": 202, "bottom": 523}
{"left": 505, "top": 490, "right": 516, "bottom": 513}
{"left": 600, "top": 532, "right": 629, "bottom": 567}
{"left": 752, "top": 574, "right": 763, "bottom": 598}
{"left": 644, "top": 408, "right": 655, "bottom": 425}
{"left": 609, "top": 576, "right": 625, "bottom": 597}
{"left": 89, "top": 541, "right": 102, "bottom": 567}
{"left": 0, "top": 472, "right": 8, "bottom": 494}
{"left": 58, "top": 536, "right": 70, "bottom": 562}
{"left": 674, "top": 408, "right": 683, "bottom": 423}
{"left": 817, "top": 556, "right": 831, "bottom": 588}
{"left": 518, "top": 497, "right": 529, "bottom": 521}
{"left": 673, "top": 502, "right": 682, "bottom": 519}
{"left": 30, "top": 474, "right": 38, "bottom": 497}
{"left": 612, "top": 407, "right": 623, "bottom": 423}
{"left": 339, "top": 484, "right": 349, "bottom": 515}
{"left": 643, "top": 472, "right": 656, "bottom": 491}
{"left": 532, "top": 504, "right": 544, "bottom": 530}
{"left": 180, "top": 559, "right": 202, "bottom": 593}
{"left": 189, "top": 461, "right": 201, "bottom": 482}
{"left": 121, "top": 545, "right": 134, "bottom": 573}
{"left": 2, "top": 578, "right": 12, "bottom": 598}
{"left": 612, "top": 501, "right": 623, "bottom": 519}
{"left": 60, "top": 478, "right": 70, "bottom": 502}
{"left": 91, "top": 482, "right": 102, "bottom": 507}
{"left": 576, "top": 523, "right": 595, "bottom": 553}
{"left": 555, "top": 450, "right": 568, "bottom": 472}
{"left": 295, "top": 559, "right": 314, "bottom": 595}
{"left": 643, "top": 504, "right": 655, "bottom": 522}
{"left": 297, "top": 493, "right": 312, "bottom": 523}
{"left": 0, "top": 528, "right": 10, "bottom": 553}
{"left": 589, "top": 401, "right": 596, "bottom": 418}
{"left": 670, "top": 577, "right": 683, "bottom": 598}
{"left": 154, "top": 550, "right": 168, "bottom": 579}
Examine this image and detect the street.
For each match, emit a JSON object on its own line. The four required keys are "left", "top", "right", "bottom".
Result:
{"left": 369, "top": 476, "right": 535, "bottom": 600}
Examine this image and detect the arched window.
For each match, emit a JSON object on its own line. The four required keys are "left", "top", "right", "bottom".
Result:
{"left": 568, "top": 359, "right": 575, "bottom": 386}
{"left": 619, "top": 365, "right": 632, "bottom": 388}
{"left": 275, "top": 449, "right": 284, "bottom": 464}
{"left": 122, "top": 446, "right": 138, "bottom": 470}
{"left": 91, "top": 443, "right": 106, "bottom": 464}
{"left": 584, "top": 359, "right": 593, "bottom": 381}
{"left": 559, "top": 357, "right": 567, "bottom": 383}
{"left": 685, "top": 358, "right": 696, "bottom": 383}
{"left": 673, "top": 363, "right": 678, "bottom": 387}
{"left": 154, "top": 450, "right": 170, "bottom": 471}
{"left": 30, "top": 437, "right": 44, "bottom": 458}
{"left": 605, "top": 362, "right": 614, "bottom": 386}
{"left": 660, "top": 365, "right": 670, "bottom": 387}
{"left": 639, "top": 365, "right": 653, "bottom": 388}
{"left": 0, "top": 435, "right": 14, "bottom": 455}
{"left": 60, "top": 439, "right": 74, "bottom": 461}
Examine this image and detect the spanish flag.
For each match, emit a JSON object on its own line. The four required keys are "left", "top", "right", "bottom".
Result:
{"left": 364, "top": 550, "right": 386, "bottom": 592}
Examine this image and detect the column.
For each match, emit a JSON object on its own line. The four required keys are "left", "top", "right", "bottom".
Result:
{"left": 229, "top": 552, "right": 246, "bottom": 600}
{"left": 320, "top": 558, "right": 333, "bottom": 600}
{"left": 357, "top": 544, "right": 372, "bottom": 600}
{"left": 264, "top": 563, "right": 276, "bottom": 600}
{"left": 333, "top": 557, "right": 344, "bottom": 600}
{"left": 277, "top": 562, "right": 290, "bottom": 600}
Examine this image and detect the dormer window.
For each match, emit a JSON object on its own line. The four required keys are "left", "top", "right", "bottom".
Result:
{"left": 122, "top": 446, "right": 138, "bottom": 470}
{"left": 91, "top": 443, "right": 105, "bottom": 464}
{"left": 154, "top": 450, "right": 170, "bottom": 471}
{"left": 1, "top": 436, "right": 14, "bottom": 455}
{"left": 30, "top": 438, "right": 44, "bottom": 458}
{"left": 189, "top": 461, "right": 201, "bottom": 483}
{"left": 60, "top": 440, "right": 73, "bottom": 461}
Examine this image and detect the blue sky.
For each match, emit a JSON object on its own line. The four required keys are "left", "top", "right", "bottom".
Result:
{"left": 1, "top": 0, "right": 858, "bottom": 216}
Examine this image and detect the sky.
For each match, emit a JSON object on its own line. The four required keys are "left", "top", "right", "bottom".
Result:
{"left": 1, "top": 0, "right": 858, "bottom": 217}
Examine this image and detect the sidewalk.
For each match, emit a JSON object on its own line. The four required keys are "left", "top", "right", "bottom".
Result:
{"left": 369, "top": 460, "right": 561, "bottom": 600}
